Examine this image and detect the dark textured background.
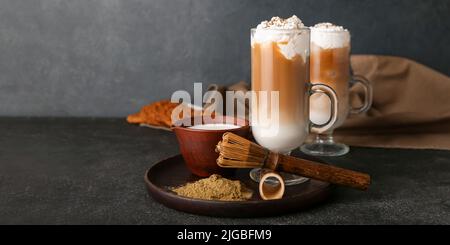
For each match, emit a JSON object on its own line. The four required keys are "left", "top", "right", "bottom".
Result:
{"left": 0, "top": 0, "right": 449, "bottom": 117}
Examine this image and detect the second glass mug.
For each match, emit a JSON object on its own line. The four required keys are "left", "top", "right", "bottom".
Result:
{"left": 300, "top": 28, "right": 373, "bottom": 157}
{"left": 250, "top": 28, "right": 339, "bottom": 185}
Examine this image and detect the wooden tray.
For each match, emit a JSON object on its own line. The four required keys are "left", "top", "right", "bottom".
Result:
{"left": 144, "top": 154, "right": 332, "bottom": 217}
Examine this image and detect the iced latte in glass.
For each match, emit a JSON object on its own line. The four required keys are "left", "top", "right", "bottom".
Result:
{"left": 250, "top": 17, "right": 339, "bottom": 184}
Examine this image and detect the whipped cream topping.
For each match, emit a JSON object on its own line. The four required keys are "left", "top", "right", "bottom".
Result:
{"left": 253, "top": 15, "right": 309, "bottom": 61}
{"left": 256, "top": 15, "right": 305, "bottom": 30}
{"left": 310, "top": 22, "right": 350, "bottom": 49}
{"left": 312, "top": 22, "right": 346, "bottom": 32}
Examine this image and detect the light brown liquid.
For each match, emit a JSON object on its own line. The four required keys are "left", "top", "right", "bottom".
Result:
{"left": 251, "top": 41, "right": 309, "bottom": 152}
{"left": 310, "top": 43, "right": 350, "bottom": 129}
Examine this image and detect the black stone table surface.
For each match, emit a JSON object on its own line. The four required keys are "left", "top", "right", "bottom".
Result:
{"left": 1, "top": 117, "right": 449, "bottom": 224}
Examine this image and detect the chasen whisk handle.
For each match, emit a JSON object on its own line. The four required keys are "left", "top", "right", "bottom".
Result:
{"left": 273, "top": 154, "right": 370, "bottom": 190}
{"left": 216, "top": 132, "right": 370, "bottom": 190}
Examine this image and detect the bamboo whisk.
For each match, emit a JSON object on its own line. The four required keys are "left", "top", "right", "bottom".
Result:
{"left": 216, "top": 132, "right": 371, "bottom": 190}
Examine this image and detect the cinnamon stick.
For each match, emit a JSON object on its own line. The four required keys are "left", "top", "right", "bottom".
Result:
{"left": 274, "top": 154, "right": 370, "bottom": 190}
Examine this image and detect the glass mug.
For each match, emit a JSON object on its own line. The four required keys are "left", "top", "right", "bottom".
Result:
{"left": 250, "top": 28, "right": 339, "bottom": 185}
{"left": 300, "top": 28, "right": 373, "bottom": 156}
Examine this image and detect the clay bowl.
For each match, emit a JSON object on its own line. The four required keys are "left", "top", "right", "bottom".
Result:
{"left": 172, "top": 115, "right": 250, "bottom": 177}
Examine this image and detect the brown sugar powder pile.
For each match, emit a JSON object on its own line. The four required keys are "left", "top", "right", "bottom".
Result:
{"left": 172, "top": 174, "right": 253, "bottom": 201}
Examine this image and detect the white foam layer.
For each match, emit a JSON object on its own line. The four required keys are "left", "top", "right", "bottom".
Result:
{"left": 189, "top": 124, "right": 240, "bottom": 130}
{"left": 253, "top": 15, "right": 309, "bottom": 61}
{"left": 309, "top": 93, "right": 331, "bottom": 125}
{"left": 310, "top": 22, "right": 350, "bottom": 49}
{"left": 252, "top": 124, "right": 308, "bottom": 153}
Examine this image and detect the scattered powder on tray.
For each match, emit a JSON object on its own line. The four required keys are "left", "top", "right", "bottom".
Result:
{"left": 172, "top": 174, "right": 253, "bottom": 201}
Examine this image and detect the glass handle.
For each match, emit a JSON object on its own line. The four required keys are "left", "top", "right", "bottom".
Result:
{"left": 350, "top": 75, "right": 373, "bottom": 114}
{"left": 310, "top": 83, "right": 339, "bottom": 134}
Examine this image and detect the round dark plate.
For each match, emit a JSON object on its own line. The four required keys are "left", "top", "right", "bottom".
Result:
{"left": 144, "top": 154, "right": 332, "bottom": 217}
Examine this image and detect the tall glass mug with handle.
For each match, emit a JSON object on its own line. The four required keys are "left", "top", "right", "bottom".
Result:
{"left": 250, "top": 16, "right": 339, "bottom": 185}
{"left": 300, "top": 23, "right": 373, "bottom": 157}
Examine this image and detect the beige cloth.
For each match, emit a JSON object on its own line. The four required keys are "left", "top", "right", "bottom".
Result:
{"left": 334, "top": 55, "right": 450, "bottom": 150}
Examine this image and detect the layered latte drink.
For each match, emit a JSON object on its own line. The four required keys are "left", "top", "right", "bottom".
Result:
{"left": 309, "top": 23, "right": 351, "bottom": 129}
{"left": 251, "top": 16, "right": 339, "bottom": 183}
{"left": 251, "top": 16, "right": 310, "bottom": 153}
{"left": 301, "top": 22, "right": 371, "bottom": 157}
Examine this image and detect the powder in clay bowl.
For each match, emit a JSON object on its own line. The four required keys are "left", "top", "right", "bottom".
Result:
{"left": 172, "top": 174, "right": 253, "bottom": 201}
